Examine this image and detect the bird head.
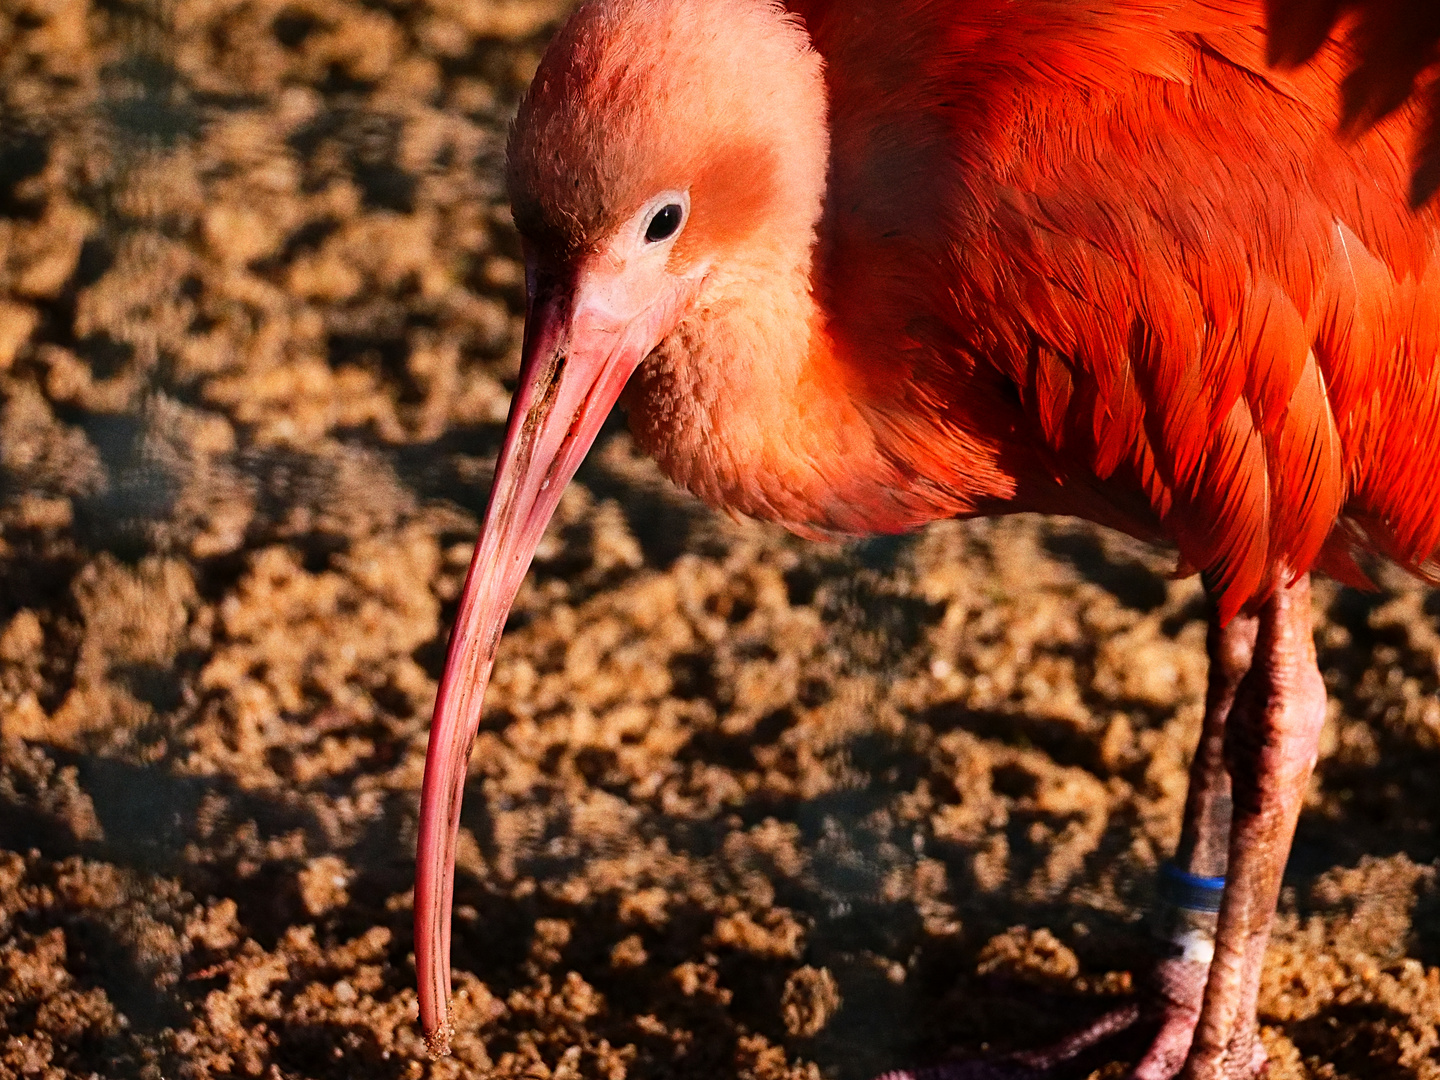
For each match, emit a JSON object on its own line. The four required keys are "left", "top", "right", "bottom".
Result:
{"left": 415, "top": 0, "right": 828, "bottom": 1052}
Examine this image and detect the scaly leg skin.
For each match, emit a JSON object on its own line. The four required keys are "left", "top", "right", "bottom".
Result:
{"left": 1091, "top": 579, "right": 1321, "bottom": 1080}
{"left": 1181, "top": 576, "right": 1326, "bottom": 1080}
{"left": 1132, "top": 610, "right": 1258, "bottom": 1080}
{"left": 878, "top": 580, "right": 1326, "bottom": 1080}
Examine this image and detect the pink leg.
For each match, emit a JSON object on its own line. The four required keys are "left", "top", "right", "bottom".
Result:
{"left": 1181, "top": 576, "right": 1325, "bottom": 1080}
{"left": 876, "top": 579, "right": 1325, "bottom": 1080}
{"left": 1132, "top": 610, "right": 1258, "bottom": 1079}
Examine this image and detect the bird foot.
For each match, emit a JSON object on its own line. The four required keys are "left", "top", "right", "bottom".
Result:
{"left": 1129, "top": 957, "right": 1265, "bottom": 1080}
{"left": 874, "top": 958, "right": 1266, "bottom": 1080}
{"left": 874, "top": 1001, "right": 1143, "bottom": 1080}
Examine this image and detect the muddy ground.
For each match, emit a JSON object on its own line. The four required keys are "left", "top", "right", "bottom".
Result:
{"left": 1, "top": 1, "right": 1438, "bottom": 1077}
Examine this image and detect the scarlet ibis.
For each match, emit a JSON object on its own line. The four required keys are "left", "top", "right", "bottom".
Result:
{"left": 415, "top": 1, "right": 1440, "bottom": 1077}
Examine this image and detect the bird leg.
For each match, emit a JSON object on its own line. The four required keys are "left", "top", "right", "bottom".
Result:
{"left": 1136, "top": 576, "right": 1323, "bottom": 1079}
{"left": 1179, "top": 575, "right": 1326, "bottom": 1080}
{"left": 939, "top": 607, "right": 1265, "bottom": 1080}
{"left": 948, "top": 605, "right": 1266, "bottom": 1080}
{"left": 875, "top": 583, "right": 1325, "bottom": 1080}
{"left": 1131, "top": 609, "right": 1258, "bottom": 1080}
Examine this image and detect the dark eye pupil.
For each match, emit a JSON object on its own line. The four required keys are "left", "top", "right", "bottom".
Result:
{"left": 645, "top": 203, "right": 682, "bottom": 242}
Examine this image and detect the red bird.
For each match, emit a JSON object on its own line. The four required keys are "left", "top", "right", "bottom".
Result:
{"left": 415, "top": 1, "right": 1440, "bottom": 1077}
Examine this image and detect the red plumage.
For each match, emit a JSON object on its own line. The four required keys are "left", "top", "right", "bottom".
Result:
{"left": 792, "top": 0, "right": 1440, "bottom": 622}
{"left": 1268, "top": 0, "right": 1440, "bottom": 203}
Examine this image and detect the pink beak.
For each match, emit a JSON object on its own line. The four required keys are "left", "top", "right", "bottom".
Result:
{"left": 414, "top": 258, "right": 667, "bottom": 1053}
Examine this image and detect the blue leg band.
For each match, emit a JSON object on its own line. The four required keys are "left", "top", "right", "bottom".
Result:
{"left": 1152, "top": 862, "right": 1226, "bottom": 963}
{"left": 1158, "top": 861, "right": 1226, "bottom": 914}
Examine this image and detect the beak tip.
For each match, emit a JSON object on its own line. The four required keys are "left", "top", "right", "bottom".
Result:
{"left": 424, "top": 1019, "right": 455, "bottom": 1059}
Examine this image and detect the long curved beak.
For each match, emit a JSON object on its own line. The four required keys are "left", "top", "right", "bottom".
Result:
{"left": 415, "top": 259, "right": 666, "bottom": 1053}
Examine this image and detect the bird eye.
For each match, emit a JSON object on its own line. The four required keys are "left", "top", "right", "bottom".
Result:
{"left": 645, "top": 203, "right": 683, "bottom": 243}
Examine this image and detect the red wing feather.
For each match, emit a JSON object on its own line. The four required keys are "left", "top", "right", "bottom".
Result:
{"left": 1267, "top": 0, "right": 1440, "bottom": 204}
{"left": 808, "top": 0, "right": 1440, "bottom": 617}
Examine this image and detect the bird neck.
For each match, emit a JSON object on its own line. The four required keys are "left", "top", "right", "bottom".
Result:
{"left": 623, "top": 249, "right": 935, "bottom": 538}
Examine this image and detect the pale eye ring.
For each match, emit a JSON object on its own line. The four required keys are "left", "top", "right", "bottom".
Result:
{"left": 645, "top": 202, "right": 684, "bottom": 243}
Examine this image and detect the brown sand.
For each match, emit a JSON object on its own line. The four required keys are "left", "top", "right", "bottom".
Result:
{"left": 1, "top": 1, "right": 1437, "bottom": 1077}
